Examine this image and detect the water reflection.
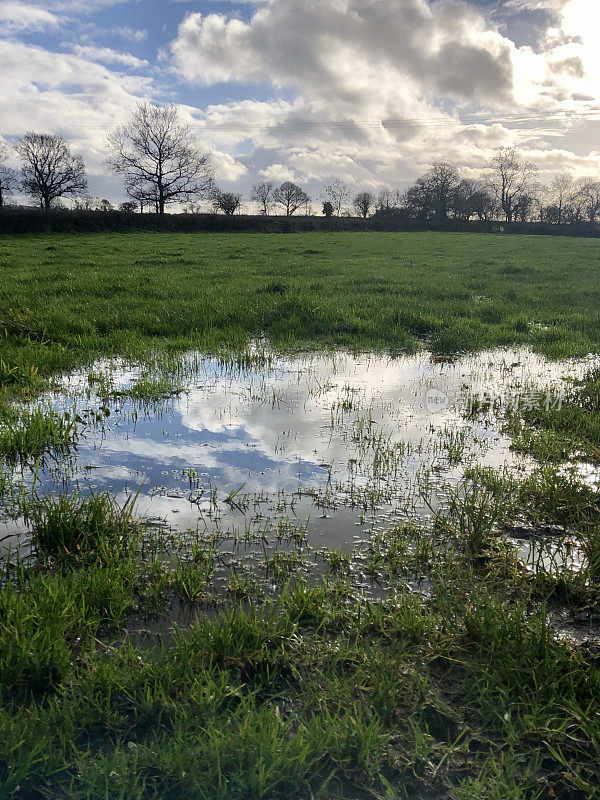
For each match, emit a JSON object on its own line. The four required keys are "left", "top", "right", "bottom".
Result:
{"left": 4, "top": 347, "right": 596, "bottom": 549}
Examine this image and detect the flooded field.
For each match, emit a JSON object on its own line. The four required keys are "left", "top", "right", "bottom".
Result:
{"left": 3, "top": 233, "right": 600, "bottom": 800}
{"left": 2, "top": 346, "right": 596, "bottom": 585}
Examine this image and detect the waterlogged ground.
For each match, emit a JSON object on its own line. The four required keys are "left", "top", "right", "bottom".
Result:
{"left": 4, "top": 234, "right": 600, "bottom": 799}
{"left": 3, "top": 359, "right": 600, "bottom": 797}
{"left": 3, "top": 346, "right": 596, "bottom": 574}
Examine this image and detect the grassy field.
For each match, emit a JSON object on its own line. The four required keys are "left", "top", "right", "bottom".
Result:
{"left": 1, "top": 232, "right": 600, "bottom": 799}
{"left": 1, "top": 231, "right": 600, "bottom": 397}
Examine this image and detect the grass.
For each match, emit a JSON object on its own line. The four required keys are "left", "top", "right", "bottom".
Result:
{"left": 0, "top": 479, "right": 597, "bottom": 798}
{"left": 1, "top": 231, "right": 600, "bottom": 798}
{"left": 508, "top": 367, "right": 600, "bottom": 464}
{"left": 0, "top": 403, "right": 78, "bottom": 464}
{"left": 1, "top": 231, "right": 600, "bottom": 402}
{"left": 26, "top": 491, "right": 138, "bottom": 558}
{"left": 1, "top": 513, "right": 599, "bottom": 799}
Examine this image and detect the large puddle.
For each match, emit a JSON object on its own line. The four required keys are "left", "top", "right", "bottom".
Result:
{"left": 2, "top": 346, "right": 595, "bottom": 561}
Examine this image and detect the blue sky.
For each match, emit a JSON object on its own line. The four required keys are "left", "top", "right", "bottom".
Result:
{"left": 1, "top": 0, "right": 599, "bottom": 207}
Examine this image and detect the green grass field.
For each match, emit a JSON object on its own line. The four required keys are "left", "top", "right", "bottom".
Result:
{"left": 1, "top": 232, "right": 600, "bottom": 800}
{"left": 1, "top": 231, "right": 600, "bottom": 397}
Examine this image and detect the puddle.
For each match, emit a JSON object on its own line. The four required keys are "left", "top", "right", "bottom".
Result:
{"left": 1, "top": 347, "right": 596, "bottom": 563}
{"left": 506, "top": 523, "right": 585, "bottom": 574}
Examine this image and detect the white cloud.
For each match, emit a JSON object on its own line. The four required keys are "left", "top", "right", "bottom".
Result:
{"left": 167, "top": 0, "right": 600, "bottom": 189}
{"left": 0, "top": 39, "right": 154, "bottom": 180}
{"left": 259, "top": 163, "right": 296, "bottom": 182}
{"left": 70, "top": 44, "right": 149, "bottom": 69}
{"left": 173, "top": 0, "right": 515, "bottom": 105}
{"left": 113, "top": 26, "right": 148, "bottom": 44}
{"left": 0, "top": 1, "right": 59, "bottom": 32}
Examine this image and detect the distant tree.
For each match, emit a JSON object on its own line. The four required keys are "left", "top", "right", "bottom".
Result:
{"left": 212, "top": 190, "right": 242, "bottom": 215}
{"left": 120, "top": 201, "right": 137, "bottom": 213}
{"left": 423, "top": 161, "right": 460, "bottom": 218}
{"left": 544, "top": 205, "right": 561, "bottom": 224}
{"left": 0, "top": 139, "right": 17, "bottom": 208}
{"left": 16, "top": 132, "right": 87, "bottom": 210}
{"left": 513, "top": 192, "right": 536, "bottom": 223}
{"left": 564, "top": 182, "right": 586, "bottom": 224}
{"left": 487, "top": 147, "right": 537, "bottom": 223}
{"left": 73, "top": 196, "right": 96, "bottom": 211}
{"left": 550, "top": 173, "right": 573, "bottom": 224}
{"left": 107, "top": 103, "right": 213, "bottom": 215}
{"left": 184, "top": 200, "right": 204, "bottom": 214}
{"left": 376, "top": 188, "right": 402, "bottom": 215}
{"left": 100, "top": 199, "right": 113, "bottom": 212}
{"left": 0, "top": 166, "right": 16, "bottom": 208}
{"left": 322, "top": 201, "right": 334, "bottom": 218}
{"left": 323, "top": 178, "right": 351, "bottom": 216}
{"left": 452, "top": 179, "right": 496, "bottom": 221}
{"left": 353, "top": 191, "right": 375, "bottom": 218}
{"left": 402, "top": 180, "right": 433, "bottom": 220}
{"left": 273, "top": 181, "right": 310, "bottom": 216}
{"left": 124, "top": 174, "right": 156, "bottom": 213}
{"left": 576, "top": 179, "right": 600, "bottom": 223}
{"left": 471, "top": 186, "right": 498, "bottom": 221}
{"left": 250, "top": 180, "right": 275, "bottom": 215}
{"left": 452, "top": 179, "right": 476, "bottom": 220}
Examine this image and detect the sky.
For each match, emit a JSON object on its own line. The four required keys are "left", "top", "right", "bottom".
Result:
{"left": 1, "top": 0, "right": 600, "bottom": 206}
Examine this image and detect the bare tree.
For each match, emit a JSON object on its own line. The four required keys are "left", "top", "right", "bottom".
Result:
{"left": 353, "top": 191, "right": 375, "bottom": 219}
{"left": 107, "top": 103, "right": 213, "bottom": 215}
{"left": 0, "top": 139, "right": 17, "bottom": 208}
{"left": 550, "top": 173, "right": 573, "bottom": 224}
{"left": 424, "top": 161, "right": 460, "bottom": 218}
{"left": 513, "top": 192, "right": 537, "bottom": 223}
{"left": 250, "top": 181, "right": 275, "bottom": 215}
{"left": 576, "top": 179, "right": 600, "bottom": 223}
{"left": 273, "top": 181, "right": 310, "bottom": 217}
{"left": 452, "top": 179, "right": 496, "bottom": 220}
{"left": 212, "top": 190, "right": 242, "bottom": 216}
{"left": 73, "top": 195, "right": 97, "bottom": 211}
{"left": 124, "top": 174, "right": 156, "bottom": 213}
{"left": 16, "top": 132, "right": 87, "bottom": 210}
{"left": 376, "top": 188, "right": 402, "bottom": 214}
{"left": 323, "top": 178, "right": 351, "bottom": 216}
{"left": 487, "top": 146, "right": 537, "bottom": 222}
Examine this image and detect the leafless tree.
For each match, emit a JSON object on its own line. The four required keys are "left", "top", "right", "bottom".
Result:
{"left": 323, "top": 178, "right": 351, "bottom": 216}
{"left": 107, "top": 103, "right": 213, "bottom": 215}
{"left": 424, "top": 161, "right": 460, "bottom": 218}
{"left": 124, "top": 174, "right": 156, "bottom": 213}
{"left": 513, "top": 192, "right": 537, "bottom": 223}
{"left": 576, "top": 179, "right": 600, "bottom": 223}
{"left": 486, "top": 146, "right": 537, "bottom": 222}
{"left": 452, "top": 179, "right": 497, "bottom": 221}
{"left": 16, "top": 132, "right": 87, "bottom": 210}
{"left": 402, "top": 162, "right": 459, "bottom": 220}
{"left": 0, "top": 139, "right": 17, "bottom": 208}
{"left": 73, "top": 195, "right": 96, "bottom": 211}
{"left": 212, "top": 190, "right": 242, "bottom": 215}
{"left": 353, "top": 191, "right": 375, "bottom": 219}
{"left": 376, "top": 188, "right": 402, "bottom": 214}
{"left": 250, "top": 181, "right": 275, "bottom": 215}
{"left": 550, "top": 173, "right": 573, "bottom": 224}
{"left": 273, "top": 181, "right": 310, "bottom": 217}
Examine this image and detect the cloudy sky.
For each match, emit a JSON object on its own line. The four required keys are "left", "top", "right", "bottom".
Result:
{"left": 0, "top": 0, "right": 599, "bottom": 205}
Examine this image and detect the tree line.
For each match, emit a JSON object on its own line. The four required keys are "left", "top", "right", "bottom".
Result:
{"left": 0, "top": 103, "right": 598, "bottom": 225}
